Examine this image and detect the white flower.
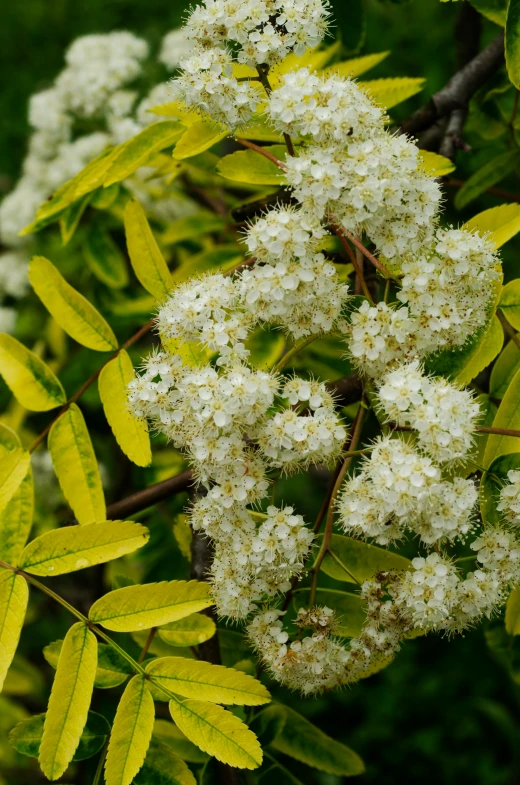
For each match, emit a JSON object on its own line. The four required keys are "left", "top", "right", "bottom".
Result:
{"left": 498, "top": 470, "right": 520, "bottom": 525}
{"left": 390, "top": 553, "right": 460, "bottom": 629}
{"left": 470, "top": 527, "right": 520, "bottom": 582}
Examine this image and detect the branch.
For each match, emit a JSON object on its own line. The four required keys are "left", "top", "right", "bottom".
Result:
{"left": 105, "top": 468, "right": 194, "bottom": 520}
{"left": 401, "top": 32, "right": 504, "bottom": 136}
{"left": 444, "top": 178, "right": 520, "bottom": 203}
{"left": 235, "top": 138, "right": 287, "bottom": 169}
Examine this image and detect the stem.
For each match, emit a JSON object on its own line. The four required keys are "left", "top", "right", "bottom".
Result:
{"left": 394, "top": 422, "right": 520, "bottom": 439}
{"left": 308, "top": 401, "right": 367, "bottom": 605}
{"left": 235, "top": 138, "right": 287, "bottom": 169}
{"left": 138, "top": 627, "right": 157, "bottom": 664}
{"left": 498, "top": 309, "right": 520, "bottom": 351}
{"left": 272, "top": 334, "right": 319, "bottom": 374}
{"left": 92, "top": 741, "right": 109, "bottom": 785}
{"left": 28, "top": 317, "right": 155, "bottom": 453}
{"left": 328, "top": 220, "right": 374, "bottom": 303}
{"left": 444, "top": 179, "right": 520, "bottom": 203}
{"left": 339, "top": 226, "right": 398, "bottom": 281}
{"left": 255, "top": 65, "right": 296, "bottom": 157}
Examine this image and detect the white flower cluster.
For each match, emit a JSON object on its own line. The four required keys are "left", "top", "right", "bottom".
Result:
{"left": 337, "top": 435, "right": 477, "bottom": 546}
{"left": 128, "top": 344, "right": 346, "bottom": 618}
{"left": 377, "top": 360, "right": 480, "bottom": 463}
{"left": 192, "top": 501, "right": 313, "bottom": 618}
{"left": 498, "top": 470, "right": 520, "bottom": 525}
{"left": 173, "top": 0, "right": 331, "bottom": 128}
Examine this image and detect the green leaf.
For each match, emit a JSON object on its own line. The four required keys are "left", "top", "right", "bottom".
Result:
{"left": 500, "top": 280, "right": 520, "bottom": 330}
{"left": 104, "top": 121, "right": 185, "bottom": 186}
{"left": 173, "top": 119, "right": 229, "bottom": 160}
{"left": 325, "top": 51, "right": 390, "bottom": 78}
{"left": 89, "top": 580, "right": 213, "bottom": 632}
{"left": 0, "top": 572, "right": 28, "bottom": 693}
{"left": 418, "top": 150, "right": 456, "bottom": 177}
{"left": 158, "top": 614, "right": 216, "bottom": 648}
{"left": 469, "top": 0, "right": 507, "bottom": 25}
{"left": 29, "top": 256, "right": 118, "bottom": 352}
{"left": 146, "top": 657, "right": 270, "bottom": 706}
{"left": 506, "top": 0, "right": 520, "bottom": 88}
{"left": 44, "top": 639, "right": 132, "bottom": 689}
{"left": 246, "top": 329, "right": 286, "bottom": 371}
{"left": 254, "top": 705, "right": 364, "bottom": 777}
{"left": 161, "top": 213, "right": 226, "bottom": 245}
{"left": 39, "top": 623, "right": 97, "bottom": 780}
{"left": 168, "top": 697, "right": 262, "bottom": 770}
{"left": 506, "top": 587, "right": 520, "bottom": 635}
{"left": 124, "top": 198, "right": 172, "bottom": 300}
{"left": 60, "top": 193, "right": 92, "bottom": 245}
{"left": 9, "top": 710, "right": 109, "bottom": 761}
{"left": 0, "top": 448, "right": 30, "bottom": 518}
{"left": 84, "top": 225, "right": 129, "bottom": 289}
{"left": 99, "top": 351, "right": 151, "bottom": 467}
{"left": 292, "top": 588, "right": 366, "bottom": 638}
{"left": 170, "top": 246, "right": 242, "bottom": 284}
{"left": 48, "top": 404, "right": 106, "bottom": 524}
{"left": 320, "top": 534, "right": 412, "bottom": 585}
{"left": 3, "top": 653, "right": 43, "bottom": 696}
{"left": 134, "top": 737, "right": 196, "bottom": 785}
{"left": 18, "top": 520, "right": 148, "bottom": 577}
{"left": 217, "top": 147, "right": 286, "bottom": 185}
{"left": 360, "top": 77, "right": 425, "bottom": 108}
{"left": 105, "top": 676, "right": 155, "bottom": 785}
{"left": 484, "top": 366, "right": 520, "bottom": 467}
{"left": 153, "top": 720, "right": 209, "bottom": 763}
{"left": 463, "top": 203, "right": 520, "bottom": 248}
{"left": 91, "top": 183, "right": 120, "bottom": 209}
{"left": 490, "top": 337, "right": 520, "bottom": 397}
{"left": 455, "top": 151, "right": 520, "bottom": 209}
{"left": 0, "top": 334, "right": 66, "bottom": 411}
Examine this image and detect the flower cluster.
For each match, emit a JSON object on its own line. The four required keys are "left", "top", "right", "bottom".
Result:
{"left": 498, "top": 470, "right": 520, "bottom": 525}
{"left": 377, "top": 360, "right": 480, "bottom": 463}
{"left": 173, "top": 0, "right": 331, "bottom": 128}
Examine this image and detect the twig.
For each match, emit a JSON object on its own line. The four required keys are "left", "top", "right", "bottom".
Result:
{"left": 235, "top": 138, "right": 287, "bottom": 169}
{"left": 498, "top": 309, "right": 520, "bottom": 352}
{"left": 328, "top": 220, "right": 374, "bottom": 302}
{"left": 334, "top": 224, "right": 397, "bottom": 281}
{"left": 272, "top": 334, "right": 319, "bottom": 374}
{"left": 444, "top": 179, "right": 520, "bottom": 203}
{"left": 401, "top": 32, "right": 504, "bottom": 136}
{"left": 106, "top": 469, "right": 194, "bottom": 520}
{"left": 309, "top": 401, "right": 367, "bottom": 605}
{"left": 138, "top": 627, "right": 158, "bottom": 664}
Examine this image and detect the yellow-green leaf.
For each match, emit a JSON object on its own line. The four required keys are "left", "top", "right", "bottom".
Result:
{"left": 0, "top": 448, "right": 30, "bottom": 518}
{"left": 506, "top": 587, "right": 520, "bottom": 635}
{"left": 99, "top": 352, "right": 151, "bottom": 467}
{"left": 18, "top": 520, "right": 148, "bottom": 577}
{"left": 124, "top": 198, "right": 172, "bottom": 300}
{"left": 272, "top": 40, "right": 342, "bottom": 78}
{"left": 418, "top": 150, "right": 456, "bottom": 177}
{"left": 135, "top": 737, "right": 196, "bottom": 785}
{"left": 325, "top": 51, "right": 390, "bottom": 78}
{"left": 469, "top": 0, "right": 507, "bottom": 26}
{"left": 104, "top": 121, "right": 185, "bottom": 186}
{"left": 48, "top": 404, "right": 106, "bottom": 524}
{"left": 360, "top": 77, "right": 425, "bottom": 109}
{"left": 0, "top": 467, "right": 33, "bottom": 565}
{"left": 105, "top": 676, "right": 155, "bottom": 785}
{"left": 159, "top": 614, "right": 216, "bottom": 648}
{"left": 89, "top": 580, "right": 212, "bottom": 632}
{"left": 161, "top": 213, "right": 226, "bottom": 246}
{"left": 506, "top": 0, "right": 520, "bottom": 88}
{"left": 44, "top": 639, "right": 133, "bottom": 689}
{"left": 490, "top": 337, "right": 520, "bottom": 397}
{"left": 146, "top": 657, "right": 270, "bottom": 706}
{"left": 500, "top": 280, "right": 520, "bottom": 330}
{"left": 39, "top": 623, "right": 97, "bottom": 780}
{"left": 29, "top": 256, "right": 118, "bottom": 351}
{"left": 0, "top": 334, "right": 66, "bottom": 411}
{"left": 168, "top": 698, "right": 262, "bottom": 770}
{"left": 0, "top": 572, "right": 28, "bottom": 693}
{"left": 483, "top": 365, "right": 520, "bottom": 467}
{"left": 217, "top": 147, "right": 286, "bottom": 185}
{"left": 173, "top": 119, "right": 229, "bottom": 160}
{"left": 463, "top": 203, "right": 520, "bottom": 249}
{"left": 455, "top": 315, "right": 504, "bottom": 385}
{"left": 153, "top": 719, "right": 209, "bottom": 763}
{"left": 60, "top": 193, "right": 92, "bottom": 246}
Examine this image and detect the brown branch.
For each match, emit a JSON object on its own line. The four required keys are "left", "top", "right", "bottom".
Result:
{"left": 28, "top": 317, "right": 155, "bottom": 453}
{"left": 394, "top": 423, "right": 520, "bottom": 439}
{"left": 332, "top": 223, "right": 397, "bottom": 281}
{"left": 105, "top": 468, "right": 194, "bottom": 520}
{"left": 497, "top": 309, "right": 520, "bottom": 352}
{"left": 401, "top": 32, "right": 504, "bottom": 136}
{"left": 235, "top": 138, "right": 287, "bottom": 169}
{"left": 444, "top": 178, "right": 520, "bottom": 203}
{"left": 328, "top": 221, "right": 374, "bottom": 302}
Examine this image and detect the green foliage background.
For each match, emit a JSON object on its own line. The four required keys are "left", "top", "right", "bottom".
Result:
{"left": 2, "top": 1, "right": 520, "bottom": 784}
